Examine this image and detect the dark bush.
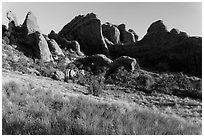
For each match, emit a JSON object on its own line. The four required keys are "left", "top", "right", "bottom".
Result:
{"left": 88, "top": 74, "right": 105, "bottom": 96}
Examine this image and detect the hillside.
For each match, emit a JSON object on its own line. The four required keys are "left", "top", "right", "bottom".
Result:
{"left": 2, "top": 10, "right": 202, "bottom": 135}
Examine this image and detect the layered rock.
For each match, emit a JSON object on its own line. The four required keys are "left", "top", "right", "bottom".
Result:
{"left": 58, "top": 13, "right": 109, "bottom": 55}
{"left": 48, "top": 30, "right": 84, "bottom": 56}
{"left": 16, "top": 11, "right": 53, "bottom": 62}
{"left": 102, "top": 22, "right": 120, "bottom": 44}
{"left": 108, "top": 20, "right": 202, "bottom": 77}
{"left": 118, "top": 24, "right": 137, "bottom": 43}
{"left": 44, "top": 36, "right": 65, "bottom": 58}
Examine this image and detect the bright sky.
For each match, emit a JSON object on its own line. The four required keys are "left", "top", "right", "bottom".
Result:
{"left": 2, "top": 2, "right": 202, "bottom": 39}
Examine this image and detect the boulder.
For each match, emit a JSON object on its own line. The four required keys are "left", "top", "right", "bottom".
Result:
{"left": 58, "top": 57, "right": 71, "bottom": 68}
{"left": 65, "top": 69, "right": 77, "bottom": 81}
{"left": 44, "top": 36, "right": 65, "bottom": 57}
{"left": 102, "top": 22, "right": 120, "bottom": 44}
{"left": 64, "top": 63, "right": 78, "bottom": 81}
{"left": 52, "top": 70, "right": 65, "bottom": 81}
{"left": 73, "top": 54, "right": 113, "bottom": 74}
{"left": 105, "top": 56, "right": 139, "bottom": 78}
{"left": 108, "top": 20, "right": 202, "bottom": 77}
{"left": 48, "top": 30, "right": 84, "bottom": 56}
{"left": 58, "top": 13, "right": 109, "bottom": 56}
{"left": 27, "top": 68, "right": 40, "bottom": 76}
{"left": 118, "top": 24, "right": 136, "bottom": 43}
{"left": 110, "top": 56, "right": 138, "bottom": 72}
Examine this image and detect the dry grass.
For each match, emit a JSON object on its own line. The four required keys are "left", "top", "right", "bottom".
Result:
{"left": 2, "top": 81, "right": 201, "bottom": 135}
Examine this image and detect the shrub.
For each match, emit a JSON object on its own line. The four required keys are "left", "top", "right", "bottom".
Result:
{"left": 105, "top": 68, "right": 154, "bottom": 93}
{"left": 88, "top": 74, "right": 105, "bottom": 96}
{"left": 33, "top": 60, "right": 57, "bottom": 77}
{"left": 2, "top": 81, "right": 201, "bottom": 135}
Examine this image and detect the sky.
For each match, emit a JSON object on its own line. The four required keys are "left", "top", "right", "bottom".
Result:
{"left": 2, "top": 2, "right": 202, "bottom": 40}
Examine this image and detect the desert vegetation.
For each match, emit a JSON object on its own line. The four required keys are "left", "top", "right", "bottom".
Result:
{"left": 2, "top": 81, "right": 201, "bottom": 135}
{"left": 2, "top": 9, "right": 202, "bottom": 135}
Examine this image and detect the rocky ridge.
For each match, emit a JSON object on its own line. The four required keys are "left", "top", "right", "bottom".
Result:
{"left": 2, "top": 10, "right": 202, "bottom": 129}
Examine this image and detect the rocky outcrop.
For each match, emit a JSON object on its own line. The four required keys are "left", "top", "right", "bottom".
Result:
{"left": 102, "top": 22, "right": 120, "bottom": 44}
{"left": 128, "top": 29, "right": 138, "bottom": 41}
{"left": 73, "top": 54, "right": 113, "bottom": 74}
{"left": 106, "top": 56, "right": 139, "bottom": 77}
{"left": 51, "top": 70, "right": 65, "bottom": 81}
{"left": 22, "top": 11, "right": 41, "bottom": 35}
{"left": 7, "top": 10, "right": 18, "bottom": 26}
{"left": 25, "top": 31, "right": 53, "bottom": 62}
{"left": 65, "top": 69, "right": 77, "bottom": 81}
{"left": 147, "top": 20, "right": 168, "bottom": 33}
{"left": 108, "top": 20, "right": 202, "bottom": 77}
{"left": 2, "top": 25, "right": 7, "bottom": 36}
{"left": 111, "top": 56, "right": 138, "bottom": 72}
{"left": 48, "top": 30, "right": 84, "bottom": 56}
{"left": 2, "top": 25, "right": 10, "bottom": 44}
{"left": 15, "top": 11, "right": 53, "bottom": 62}
{"left": 118, "top": 24, "right": 137, "bottom": 43}
{"left": 6, "top": 11, "right": 18, "bottom": 44}
{"left": 170, "top": 28, "right": 189, "bottom": 37}
{"left": 44, "top": 36, "right": 64, "bottom": 59}
{"left": 58, "top": 13, "right": 109, "bottom": 56}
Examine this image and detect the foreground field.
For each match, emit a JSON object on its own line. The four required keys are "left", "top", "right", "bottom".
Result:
{"left": 2, "top": 70, "right": 201, "bottom": 135}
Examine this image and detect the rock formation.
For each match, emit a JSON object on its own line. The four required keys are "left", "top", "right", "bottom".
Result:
{"left": 22, "top": 11, "right": 41, "bottom": 35}
{"left": 102, "top": 22, "right": 120, "bottom": 44}
{"left": 108, "top": 20, "right": 202, "bottom": 77}
{"left": 58, "top": 13, "right": 109, "bottom": 56}
{"left": 52, "top": 70, "right": 65, "bottom": 81}
{"left": 6, "top": 11, "right": 18, "bottom": 44}
{"left": 3, "top": 10, "right": 201, "bottom": 77}
{"left": 7, "top": 10, "right": 18, "bottom": 26}
{"left": 48, "top": 30, "right": 84, "bottom": 56}
{"left": 44, "top": 35, "right": 65, "bottom": 58}
{"left": 118, "top": 24, "right": 137, "bottom": 43}
{"left": 16, "top": 11, "right": 53, "bottom": 62}
{"left": 110, "top": 56, "right": 138, "bottom": 72}
{"left": 128, "top": 29, "right": 138, "bottom": 41}
{"left": 106, "top": 56, "right": 139, "bottom": 77}
{"left": 2, "top": 25, "right": 10, "bottom": 44}
{"left": 73, "top": 54, "right": 113, "bottom": 74}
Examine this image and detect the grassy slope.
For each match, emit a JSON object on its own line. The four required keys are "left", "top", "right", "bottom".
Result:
{"left": 2, "top": 71, "right": 201, "bottom": 135}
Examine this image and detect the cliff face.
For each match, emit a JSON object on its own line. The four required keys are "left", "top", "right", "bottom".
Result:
{"left": 108, "top": 20, "right": 202, "bottom": 77}
{"left": 58, "top": 13, "right": 109, "bottom": 56}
